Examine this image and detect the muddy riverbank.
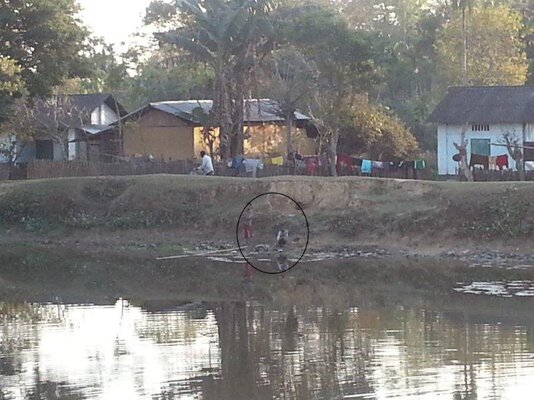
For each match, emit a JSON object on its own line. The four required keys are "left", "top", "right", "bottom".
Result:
{"left": 1, "top": 244, "right": 533, "bottom": 314}
{"left": 3, "top": 175, "right": 534, "bottom": 258}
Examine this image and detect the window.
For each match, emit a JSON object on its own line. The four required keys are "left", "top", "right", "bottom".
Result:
{"left": 471, "top": 124, "right": 490, "bottom": 131}
{"left": 35, "top": 140, "right": 54, "bottom": 160}
{"left": 471, "top": 138, "right": 491, "bottom": 156}
{"left": 524, "top": 142, "right": 534, "bottom": 161}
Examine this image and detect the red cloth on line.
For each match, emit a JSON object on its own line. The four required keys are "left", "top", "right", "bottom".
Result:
{"left": 304, "top": 156, "right": 318, "bottom": 176}
{"left": 336, "top": 154, "right": 353, "bottom": 175}
{"left": 496, "top": 154, "right": 509, "bottom": 170}
{"left": 243, "top": 226, "right": 252, "bottom": 239}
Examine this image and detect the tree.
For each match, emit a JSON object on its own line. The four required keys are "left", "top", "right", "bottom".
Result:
{"left": 120, "top": 45, "right": 214, "bottom": 110}
{"left": 453, "top": 125, "right": 473, "bottom": 181}
{"left": 0, "top": 56, "right": 23, "bottom": 122}
{"left": 436, "top": 6, "right": 527, "bottom": 87}
{"left": 286, "top": 7, "right": 380, "bottom": 175}
{"left": 260, "top": 47, "right": 318, "bottom": 155}
{"left": 0, "top": 96, "right": 89, "bottom": 163}
{"left": 503, "top": 130, "right": 525, "bottom": 181}
{"left": 337, "top": 100, "right": 419, "bottom": 160}
{"left": 0, "top": 0, "right": 91, "bottom": 97}
{"left": 153, "top": 0, "right": 277, "bottom": 159}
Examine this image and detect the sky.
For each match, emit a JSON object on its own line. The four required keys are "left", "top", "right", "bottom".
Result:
{"left": 78, "top": 0, "right": 154, "bottom": 51}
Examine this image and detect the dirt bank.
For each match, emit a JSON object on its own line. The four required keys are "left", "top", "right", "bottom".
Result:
{"left": 2, "top": 175, "right": 534, "bottom": 255}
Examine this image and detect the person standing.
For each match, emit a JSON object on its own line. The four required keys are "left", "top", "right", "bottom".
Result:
{"left": 276, "top": 229, "right": 289, "bottom": 252}
{"left": 198, "top": 151, "right": 215, "bottom": 176}
{"left": 242, "top": 207, "right": 253, "bottom": 245}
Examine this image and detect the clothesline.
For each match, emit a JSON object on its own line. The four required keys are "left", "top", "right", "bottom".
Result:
{"left": 491, "top": 143, "right": 534, "bottom": 150}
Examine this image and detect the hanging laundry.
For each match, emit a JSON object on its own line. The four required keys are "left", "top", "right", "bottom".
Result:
{"left": 305, "top": 158, "right": 318, "bottom": 175}
{"left": 336, "top": 154, "right": 353, "bottom": 175}
{"left": 496, "top": 154, "right": 509, "bottom": 170}
{"left": 352, "top": 157, "right": 363, "bottom": 167}
{"left": 231, "top": 155, "right": 244, "bottom": 169}
{"left": 244, "top": 159, "right": 264, "bottom": 177}
{"left": 404, "top": 160, "right": 415, "bottom": 169}
{"left": 372, "top": 161, "right": 384, "bottom": 169}
{"left": 525, "top": 161, "right": 534, "bottom": 171}
{"left": 414, "top": 160, "right": 426, "bottom": 170}
{"left": 469, "top": 154, "right": 489, "bottom": 170}
{"left": 295, "top": 159, "right": 306, "bottom": 169}
{"left": 361, "top": 159, "right": 372, "bottom": 174}
{"left": 318, "top": 154, "right": 329, "bottom": 167}
{"left": 488, "top": 156, "right": 497, "bottom": 170}
{"left": 271, "top": 156, "right": 284, "bottom": 166}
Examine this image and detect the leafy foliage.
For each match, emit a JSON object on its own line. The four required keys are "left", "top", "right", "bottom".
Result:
{"left": 436, "top": 6, "right": 528, "bottom": 87}
{"left": 0, "top": 0, "right": 91, "bottom": 97}
{"left": 338, "top": 100, "right": 419, "bottom": 160}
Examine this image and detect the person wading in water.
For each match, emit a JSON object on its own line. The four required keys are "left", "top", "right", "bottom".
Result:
{"left": 276, "top": 229, "right": 289, "bottom": 252}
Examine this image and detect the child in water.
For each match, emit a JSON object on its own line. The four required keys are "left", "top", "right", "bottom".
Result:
{"left": 242, "top": 207, "right": 253, "bottom": 244}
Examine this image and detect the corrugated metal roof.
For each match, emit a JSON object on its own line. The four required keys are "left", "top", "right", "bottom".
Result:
{"left": 79, "top": 125, "right": 113, "bottom": 135}
{"left": 125, "top": 99, "right": 311, "bottom": 124}
{"left": 427, "top": 86, "right": 534, "bottom": 124}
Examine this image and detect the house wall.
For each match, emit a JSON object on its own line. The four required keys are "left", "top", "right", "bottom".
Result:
{"left": 122, "top": 108, "right": 195, "bottom": 160}
{"left": 0, "top": 135, "right": 13, "bottom": 163}
{"left": 191, "top": 123, "right": 317, "bottom": 158}
{"left": 244, "top": 124, "right": 316, "bottom": 157}
{"left": 123, "top": 108, "right": 316, "bottom": 161}
{"left": 90, "top": 103, "right": 119, "bottom": 125}
{"left": 438, "top": 123, "right": 521, "bottom": 175}
{"left": 68, "top": 128, "right": 76, "bottom": 161}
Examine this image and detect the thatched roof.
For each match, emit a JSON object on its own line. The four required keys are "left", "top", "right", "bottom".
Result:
{"left": 426, "top": 86, "right": 534, "bottom": 124}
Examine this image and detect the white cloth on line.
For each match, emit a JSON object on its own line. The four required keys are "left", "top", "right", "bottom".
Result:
{"left": 244, "top": 159, "right": 264, "bottom": 177}
{"left": 525, "top": 161, "right": 534, "bottom": 171}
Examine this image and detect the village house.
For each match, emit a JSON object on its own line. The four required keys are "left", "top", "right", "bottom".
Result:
{"left": 120, "top": 99, "right": 317, "bottom": 161}
{"left": 1, "top": 93, "right": 127, "bottom": 163}
{"left": 427, "top": 86, "right": 534, "bottom": 176}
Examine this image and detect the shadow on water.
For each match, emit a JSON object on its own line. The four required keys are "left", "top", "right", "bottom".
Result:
{"left": 0, "top": 246, "right": 533, "bottom": 399}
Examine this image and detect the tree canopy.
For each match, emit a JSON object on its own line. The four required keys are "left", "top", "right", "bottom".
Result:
{"left": 3, "top": 0, "right": 534, "bottom": 169}
{"left": 436, "top": 6, "right": 527, "bottom": 87}
{"left": 0, "top": 0, "right": 91, "bottom": 97}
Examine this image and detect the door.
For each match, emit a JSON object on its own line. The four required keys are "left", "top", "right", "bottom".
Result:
{"left": 470, "top": 138, "right": 491, "bottom": 156}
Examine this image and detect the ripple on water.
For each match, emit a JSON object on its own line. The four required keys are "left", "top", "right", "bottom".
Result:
{"left": 454, "top": 280, "right": 534, "bottom": 297}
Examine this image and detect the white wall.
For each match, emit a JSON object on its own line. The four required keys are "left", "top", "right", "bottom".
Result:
{"left": 90, "top": 103, "right": 119, "bottom": 125}
{"left": 15, "top": 141, "right": 36, "bottom": 163}
{"left": 68, "top": 128, "right": 76, "bottom": 160}
{"left": 0, "top": 135, "right": 13, "bottom": 163}
{"left": 438, "top": 124, "right": 520, "bottom": 175}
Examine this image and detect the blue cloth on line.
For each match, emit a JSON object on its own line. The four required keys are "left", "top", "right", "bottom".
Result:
{"left": 231, "top": 156, "right": 244, "bottom": 169}
{"left": 361, "top": 159, "right": 373, "bottom": 174}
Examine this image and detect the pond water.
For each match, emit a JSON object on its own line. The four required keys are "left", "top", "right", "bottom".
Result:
{"left": 0, "top": 296, "right": 533, "bottom": 399}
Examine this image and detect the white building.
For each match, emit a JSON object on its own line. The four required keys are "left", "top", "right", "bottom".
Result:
{"left": 427, "top": 86, "right": 534, "bottom": 176}
{"left": 1, "top": 93, "right": 127, "bottom": 163}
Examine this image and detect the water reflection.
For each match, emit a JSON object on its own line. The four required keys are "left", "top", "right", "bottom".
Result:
{"left": 0, "top": 300, "right": 533, "bottom": 399}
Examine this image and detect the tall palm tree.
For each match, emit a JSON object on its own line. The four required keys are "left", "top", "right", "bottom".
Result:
{"left": 156, "top": 0, "right": 276, "bottom": 159}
